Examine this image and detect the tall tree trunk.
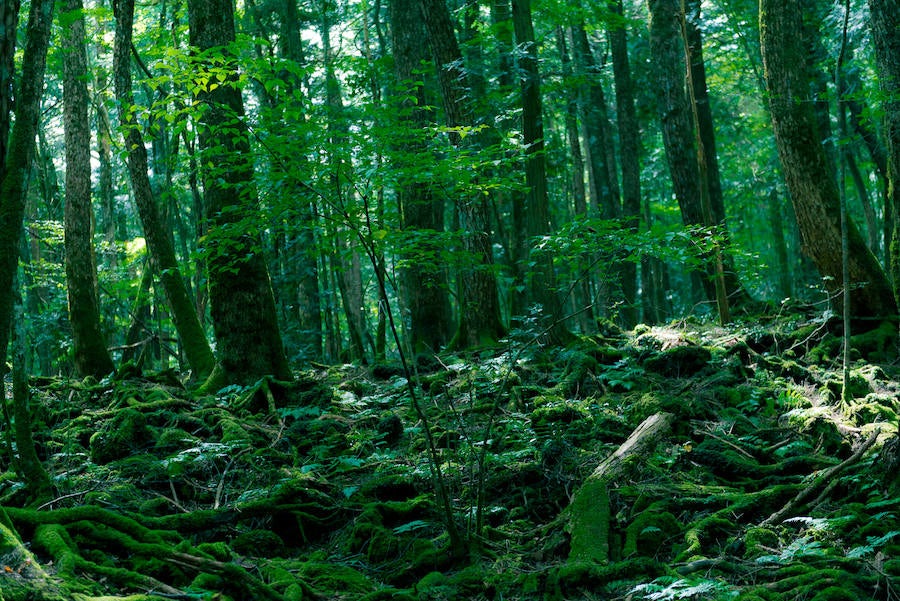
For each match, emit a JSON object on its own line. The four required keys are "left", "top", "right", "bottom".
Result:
{"left": 419, "top": 0, "right": 505, "bottom": 348}
{"left": 0, "top": 0, "right": 53, "bottom": 385}
{"left": 868, "top": 0, "right": 900, "bottom": 305}
{"left": 607, "top": 0, "right": 641, "bottom": 327}
{"left": 390, "top": 0, "right": 453, "bottom": 353}
{"left": 0, "top": 0, "right": 18, "bottom": 181}
{"left": 188, "top": 0, "right": 292, "bottom": 385}
{"left": 114, "top": 0, "right": 215, "bottom": 380}
{"left": 63, "top": 0, "right": 115, "bottom": 378}
{"left": 512, "top": 0, "right": 569, "bottom": 341}
{"left": 760, "top": 0, "right": 896, "bottom": 321}
{"left": 647, "top": 0, "right": 717, "bottom": 306}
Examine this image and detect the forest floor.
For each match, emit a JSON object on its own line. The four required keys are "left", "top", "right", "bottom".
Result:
{"left": 1, "top": 309, "right": 899, "bottom": 601}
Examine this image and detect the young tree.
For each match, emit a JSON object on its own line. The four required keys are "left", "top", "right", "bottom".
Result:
{"left": 113, "top": 0, "right": 216, "bottom": 380}
{"left": 760, "top": 0, "right": 896, "bottom": 321}
{"left": 188, "top": 0, "right": 292, "bottom": 384}
{"left": 62, "top": 0, "right": 116, "bottom": 378}
{"left": 512, "top": 0, "right": 570, "bottom": 341}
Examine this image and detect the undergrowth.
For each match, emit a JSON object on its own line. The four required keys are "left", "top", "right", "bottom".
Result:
{"left": 0, "top": 315, "right": 897, "bottom": 600}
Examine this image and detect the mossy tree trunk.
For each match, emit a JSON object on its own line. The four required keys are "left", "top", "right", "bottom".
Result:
{"left": 113, "top": 0, "right": 215, "bottom": 381}
{"left": 0, "top": 0, "right": 53, "bottom": 386}
{"left": 62, "top": 0, "right": 115, "bottom": 379}
{"left": 188, "top": 0, "right": 292, "bottom": 385}
{"left": 760, "top": 0, "right": 897, "bottom": 322}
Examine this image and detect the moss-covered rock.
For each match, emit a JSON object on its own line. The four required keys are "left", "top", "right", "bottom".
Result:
{"left": 642, "top": 345, "right": 711, "bottom": 378}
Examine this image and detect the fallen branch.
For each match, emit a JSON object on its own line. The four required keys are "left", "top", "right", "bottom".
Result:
{"left": 761, "top": 428, "right": 881, "bottom": 526}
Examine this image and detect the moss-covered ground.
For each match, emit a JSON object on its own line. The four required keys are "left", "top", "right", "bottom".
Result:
{"left": 0, "top": 313, "right": 898, "bottom": 600}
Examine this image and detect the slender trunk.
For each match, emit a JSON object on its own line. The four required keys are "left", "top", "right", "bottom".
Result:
{"left": 63, "top": 0, "right": 115, "bottom": 378}
{"left": 114, "top": 0, "right": 215, "bottom": 380}
{"left": 0, "top": 0, "right": 53, "bottom": 385}
{"left": 607, "top": 0, "right": 641, "bottom": 327}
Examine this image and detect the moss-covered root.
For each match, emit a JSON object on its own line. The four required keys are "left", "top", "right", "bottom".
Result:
{"left": 0, "top": 520, "right": 68, "bottom": 601}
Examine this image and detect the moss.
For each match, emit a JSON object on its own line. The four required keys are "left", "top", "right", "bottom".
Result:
{"left": 231, "top": 529, "right": 286, "bottom": 557}
{"left": 545, "top": 558, "right": 665, "bottom": 601}
{"left": 743, "top": 527, "right": 781, "bottom": 559}
{"left": 642, "top": 345, "right": 711, "bottom": 378}
{"left": 299, "top": 561, "right": 373, "bottom": 594}
{"left": 89, "top": 408, "right": 153, "bottom": 464}
{"left": 623, "top": 509, "right": 681, "bottom": 558}
{"left": 360, "top": 588, "right": 416, "bottom": 601}
{"left": 811, "top": 586, "right": 858, "bottom": 601}
{"left": 567, "top": 478, "right": 610, "bottom": 563}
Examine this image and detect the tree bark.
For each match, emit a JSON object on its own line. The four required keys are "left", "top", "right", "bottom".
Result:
{"left": 0, "top": 0, "right": 53, "bottom": 383}
{"left": 419, "top": 0, "right": 505, "bottom": 348}
{"left": 647, "top": 0, "right": 716, "bottom": 305}
{"left": 390, "top": 0, "right": 454, "bottom": 353}
{"left": 760, "top": 0, "right": 896, "bottom": 322}
{"left": 114, "top": 0, "right": 216, "bottom": 380}
{"left": 607, "top": 0, "right": 641, "bottom": 327}
{"left": 188, "top": 0, "right": 292, "bottom": 384}
{"left": 868, "top": 0, "right": 900, "bottom": 305}
{"left": 63, "top": 0, "right": 115, "bottom": 378}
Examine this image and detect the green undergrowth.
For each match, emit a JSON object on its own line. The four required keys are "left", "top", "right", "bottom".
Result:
{"left": 0, "top": 314, "right": 897, "bottom": 600}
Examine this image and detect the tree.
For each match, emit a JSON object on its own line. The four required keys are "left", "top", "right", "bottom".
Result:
{"left": 188, "top": 0, "right": 292, "bottom": 385}
{"left": 419, "top": 0, "right": 505, "bottom": 348}
{"left": 62, "top": 0, "right": 115, "bottom": 378}
{"left": 512, "top": 0, "right": 569, "bottom": 341}
{"left": 113, "top": 0, "right": 216, "bottom": 380}
{"left": 0, "top": 0, "right": 53, "bottom": 378}
{"left": 389, "top": 0, "right": 454, "bottom": 354}
{"left": 868, "top": 0, "right": 900, "bottom": 303}
{"left": 606, "top": 0, "right": 641, "bottom": 326}
{"left": 760, "top": 0, "right": 896, "bottom": 321}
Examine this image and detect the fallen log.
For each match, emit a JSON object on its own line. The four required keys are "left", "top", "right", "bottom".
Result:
{"left": 565, "top": 412, "right": 674, "bottom": 563}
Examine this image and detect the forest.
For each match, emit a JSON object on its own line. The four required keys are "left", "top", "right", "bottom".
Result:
{"left": 0, "top": 0, "right": 897, "bottom": 599}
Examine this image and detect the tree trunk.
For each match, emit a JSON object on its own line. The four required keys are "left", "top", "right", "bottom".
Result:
{"left": 63, "top": 0, "right": 115, "bottom": 378}
{"left": 0, "top": 0, "right": 18, "bottom": 181}
{"left": 607, "top": 0, "right": 641, "bottom": 327}
{"left": 647, "top": 0, "right": 716, "bottom": 305}
{"left": 0, "top": 0, "right": 53, "bottom": 384}
{"left": 868, "top": 0, "right": 900, "bottom": 305}
{"left": 114, "top": 0, "right": 216, "bottom": 380}
{"left": 761, "top": 0, "right": 896, "bottom": 322}
{"left": 419, "top": 0, "right": 505, "bottom": 348}
{"left": 390, "top": 0, "right": 454, "bottom": 354}
{"left": 512, "top": 0, "right": 569, "bottom": 342}
{"left": 188, "top": 0, "right": 292, "bottom": 384}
